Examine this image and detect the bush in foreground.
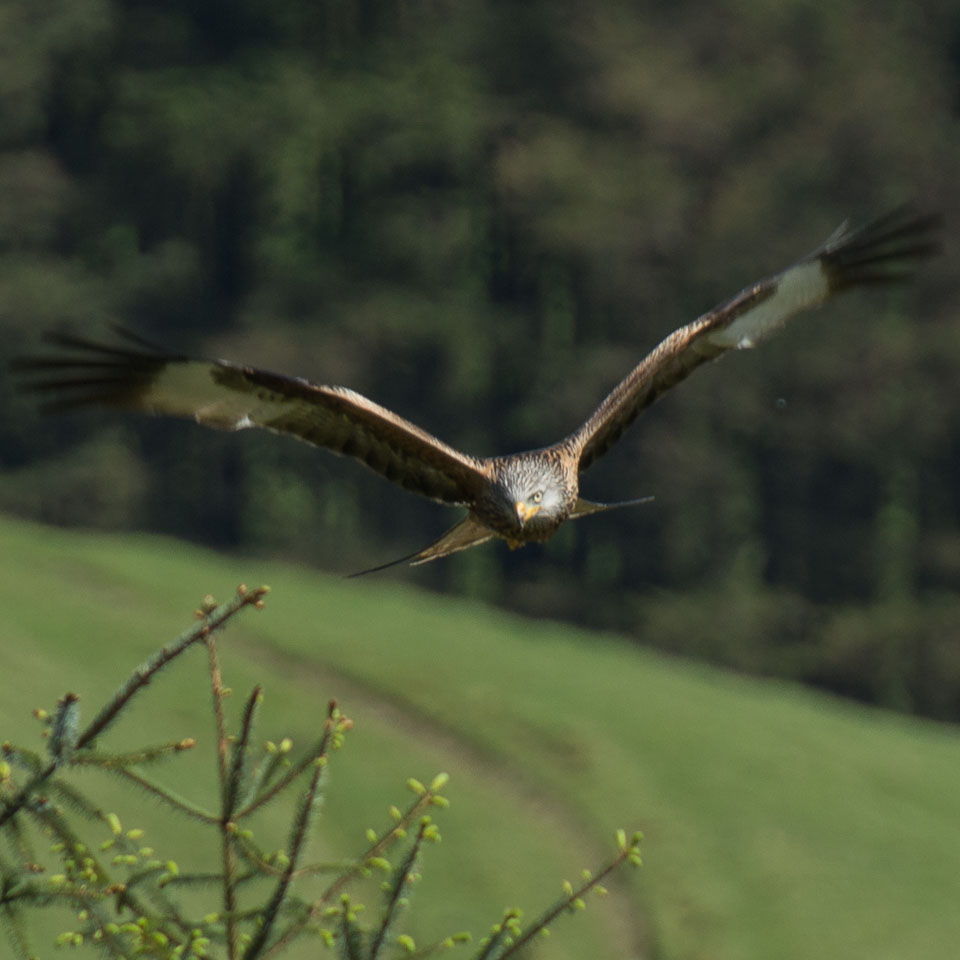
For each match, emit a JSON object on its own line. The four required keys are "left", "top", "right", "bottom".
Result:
{"left": 0, "top": 585, "right": 641, "bottom": 959}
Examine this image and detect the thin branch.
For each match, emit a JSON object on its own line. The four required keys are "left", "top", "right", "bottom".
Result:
{"left": 259, "top": 779, "right": 442, "bottom": 960}
{"left": 1, "top": 898, "right": 32, "bottom": 960}
{"left": 340, "top": 896, "right": 365, "bottom": 960}
{"left": 242, "top": 703, "right": 336, "bottom": 960}
{"left": 70, "top": 739, "right": 198, "bottom": 769}
{"left": 207, "top": 632, "right": 238, "bottom": 960}
{"left": 316, "top": 790, "right": 433, "bottom": 907}
{"left": 471, "top": 910, "right": 521, "bottom": 960}
{"left": 112, "top": 767, "right": 219, "bottom": 823}
{"left": 0, "top": 586, "right": 268, "bottom": 830}
{"left": 226, "top": 686, "right": 263, "bottom": 815}
{"left": 369, "top": 819, "right": 428, "bottom": 960}
{"left": 81, "top": 587, "right": 268, "bottom": 752}
{"left": 235, "top": 733, "right": 332, "bottom": 820}
{"left": 497, "top": 840, "right": 641, "bottom": 960}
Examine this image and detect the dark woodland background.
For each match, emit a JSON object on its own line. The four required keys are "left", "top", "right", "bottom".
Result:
{"left": 1, "top": 0, "right": 959, "bottom": 718}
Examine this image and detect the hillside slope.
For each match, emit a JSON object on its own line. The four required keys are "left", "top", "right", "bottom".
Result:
{"left": 1, "top": 513, "right": 958, "bottom": 960}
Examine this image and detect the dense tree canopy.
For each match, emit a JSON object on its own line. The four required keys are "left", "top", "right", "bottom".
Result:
{"left": 2, "top": 0, "right": 958, "bottom": 717}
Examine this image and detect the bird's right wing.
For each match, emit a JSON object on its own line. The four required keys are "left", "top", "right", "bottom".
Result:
{"left": 13, "top": 329, "right": 493, "bottom": 506}
{"left": 570, "top": 207, "right": 941, "bottom": 472}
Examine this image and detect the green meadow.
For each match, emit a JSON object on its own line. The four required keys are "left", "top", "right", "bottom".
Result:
{"left": 1, "top": 512, "right": 958, "bottom": 960}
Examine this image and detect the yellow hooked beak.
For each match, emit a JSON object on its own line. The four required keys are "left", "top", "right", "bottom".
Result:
{"left": 515, "top": 501, "right": 542, "bottom": 527}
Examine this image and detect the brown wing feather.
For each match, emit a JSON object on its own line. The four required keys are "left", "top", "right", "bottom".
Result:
{"left": 571, "top": 283, "right": 775, "bottom": 470}
{"left": 571, "top": 207, "right": 941, "bottom": 472}
{"left": 13, "top": 330, "right": 493, "bottom": 505}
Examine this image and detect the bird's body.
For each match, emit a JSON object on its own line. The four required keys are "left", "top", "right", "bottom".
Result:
{"left": 13, "top": 207, "right": 941, "bottom": 571}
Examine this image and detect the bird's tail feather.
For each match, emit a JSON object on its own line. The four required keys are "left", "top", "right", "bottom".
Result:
{"left": 347, "top": 515, "right": 495, "bottom": 577}
{"left": 570, "top": 496, "right": 654, "bottom": 518}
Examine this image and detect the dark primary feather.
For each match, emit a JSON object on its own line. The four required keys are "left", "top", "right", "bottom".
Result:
{"left": 13, "top": 329, "right": 183, "bottom": 410}
{"left": 14, "top": 330, "right": 493, "bottom": 506}
{"left": 572, "top": 207, "right": 941, "bottom": 472}
{"left": 817, "top": 207, "right": 943, "bottom": 288}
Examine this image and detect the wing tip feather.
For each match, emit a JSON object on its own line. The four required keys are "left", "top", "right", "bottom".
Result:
{"left": 821, "top": 205, "right": 943, "bottom": 290}
{"left": 12, "top": 329, "right": 174, "bottom": 412}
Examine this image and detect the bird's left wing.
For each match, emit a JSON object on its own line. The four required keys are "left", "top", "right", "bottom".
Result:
{"left": 13, "top": 329, "right": 492, "bottom": 505}
{"left": 571, "top": 206, "right": 941, "bottom": 472}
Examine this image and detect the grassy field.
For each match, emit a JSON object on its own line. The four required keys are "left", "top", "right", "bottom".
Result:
{"left": 1, "top": 512, "right": 958, "bottom": 960}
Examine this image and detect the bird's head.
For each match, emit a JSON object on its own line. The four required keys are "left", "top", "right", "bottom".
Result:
{"left": 514, "top": 488, "right": 546, "bottom": 526}
{"left": 493, "top": 454, "right": 574, "bottom": 537}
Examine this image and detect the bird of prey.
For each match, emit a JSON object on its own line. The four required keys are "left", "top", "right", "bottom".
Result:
{"left": 14, "top": 207, "right": 940, "bottom": 572}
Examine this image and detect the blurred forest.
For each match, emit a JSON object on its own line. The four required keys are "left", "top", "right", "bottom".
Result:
{"left": 1, "top": 0, "right": 958, "bottom": 719}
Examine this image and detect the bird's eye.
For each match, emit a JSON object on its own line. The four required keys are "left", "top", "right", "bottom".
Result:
{"left": 531, "top": 490, "right": 543, "bottom": 504}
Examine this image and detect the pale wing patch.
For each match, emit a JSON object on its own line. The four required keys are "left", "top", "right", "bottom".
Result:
{"left": 708, "top": 261, "right": 828, "bottom": 349}
{"left": 141, "top": 361, "right": 298, "bottom": 430}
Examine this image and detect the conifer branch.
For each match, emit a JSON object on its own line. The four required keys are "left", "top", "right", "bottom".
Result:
{"left": 237, "top": 745, "right": 288, "bottom": 812}
{"left": 46, "top": 776, "right": 108, "bottom": 822}
{"left": 112, "top": 767, "right": 218, "bottom": 823}
{"left": 1, "top": 585, "right": 645, "bottom": 959}
{"left": 0, "top": 743, "right": 44, "bottom": 775}
{"left": 315, "top": 781, "right": 439, "bottom": 909}
{"left": 71, "top": 739, "right": 197, "bottom": 769}
{"left": 0, "top": 586, "right": 268, "bottom": 830}
{"left": 226, "top": 686, "right": 263, "bottom": 815}
{"left": 49, "top": 693, "right": 80, "bottom": 765}
{"left": 1, "top": 900, "right": 33, "bottom": 960}
{"left": 496, "top": 832, "right": 643, "bottom": 960}
{"left": 368, "top": 818, "right": 429, "bottom": 960}
{"left": 0, "top": 816, "right": 33, "bottom": 875}
{"left": 207, "top": 631, "right": 240, "bottom": 960}
{"left": 243, "top": 702, "right": 336, "bottom": 960}
{"left": 236, "top": 729, "right": 334, "bottom": 819}
{"left": 340, "top": 895, "right": 366, "bottom": 960}
{"left": 81, "top": 586, "right": 268, "bottom": 753}
{"left": 232, "top": 827, "right": 349, "bottom": 880}
{"left": 472, "top": 909, "right": 521, "bottom": 960}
